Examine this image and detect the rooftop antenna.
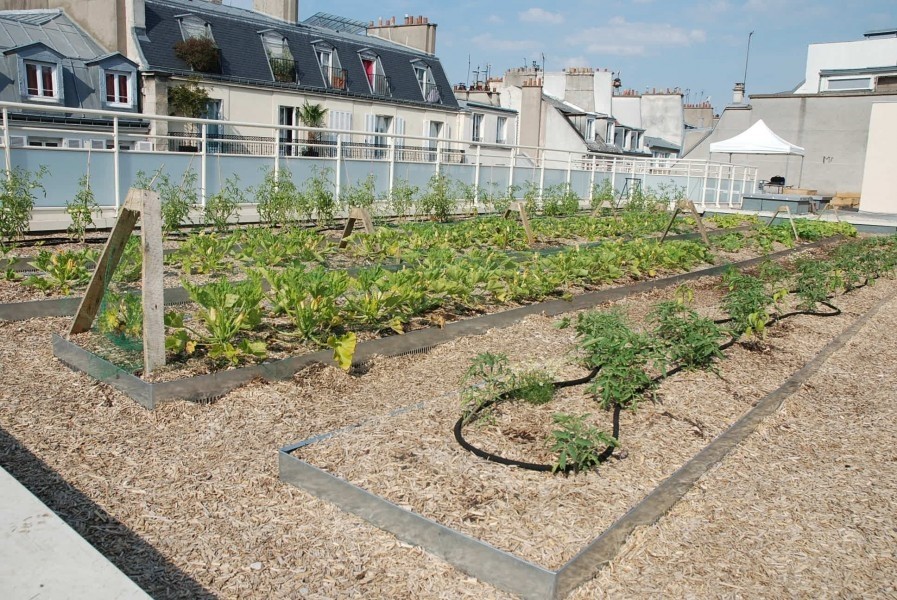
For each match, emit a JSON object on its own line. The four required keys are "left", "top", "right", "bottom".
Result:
{"left": 742, "top": 31, "right": 754, "bottom": 91}
{"left": 467, "top": 54, "right": 471, "bottom": 87}
{"left": 541, "top": 52, "right": 545, "bottom": 72}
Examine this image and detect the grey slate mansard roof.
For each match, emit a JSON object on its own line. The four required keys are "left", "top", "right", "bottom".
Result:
{"left": 643, "top": 136, "right": 680, "bottom": 152}
{"left": 0, "top": 9, "right": 143, "bottom": 120}
{"left": 140, "top": 0, "right": 459, "bottom": 111}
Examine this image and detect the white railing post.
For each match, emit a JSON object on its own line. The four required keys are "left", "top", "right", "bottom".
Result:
{"left": 685, "top": 161, "right": 691, "bottom": 202}
{"left": 388, "top": 137, "right": 396, "bottom": 205}
{"left": 2, "top": 108, "right": 10, "bottom": 176}
{"left": 435, "top": 136, "right": 441, "bottom": 176}
{"left": 611, "top": 157, "right": 617, "bottom": 192}
{"left": 273, "top": 124, "right": 280, "bottom": 178}
{"left": 566, "top": 153, "right": 572, "bottom": 187}
{"left": 753, "top": 167, "right": 759, "bottom": 194}
{"left": 113, "top": 116, "right": 120, "bottom": 209}
{"left": 715, "top": 164, "right": 724, "bottom": 207}
{"left": 335, "top": 136, "right": 343, "bottom": 206}
{"left": 474, "top": 144, "right": 482, "bottom": 205}
{"left": 741, "top": 168, "right": 748, "bottom": 206}
{"left": 728, "top": 165, "right": 736, "bottom": 208}
{"left": 508, "top": 149, "right": 516, "bottom": 196}
{"left": 700, "top": 161, "right": 709, "bottom": 208}
{"left": 200, "top": 122, "right": 207, "bottom": 207}
{"left": 538, "top": 153, "right": 545, "bottom": 202}
{"left": 589, "top": 155, "right": 596, "bottom": 205}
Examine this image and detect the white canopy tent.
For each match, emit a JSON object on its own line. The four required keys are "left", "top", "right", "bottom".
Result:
{"left": 709, "top": 119, "right": 805, "bottom": 188}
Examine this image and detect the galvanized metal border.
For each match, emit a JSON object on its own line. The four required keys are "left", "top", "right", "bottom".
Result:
{"left": 48, "top": 239, "right": 838, "bottom": 408}
{"left": 52, "top": 334, "right": 156, "bottom": 409}
{"left": 278, "top": 259, "right": 886, "bottom": 600}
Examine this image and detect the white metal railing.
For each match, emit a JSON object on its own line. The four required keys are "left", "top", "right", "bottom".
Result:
{"left": 0, "top": 101, "right": 758, "bottom": 215}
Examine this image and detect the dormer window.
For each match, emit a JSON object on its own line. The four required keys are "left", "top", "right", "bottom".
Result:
{"left": 261, "top": 31, "right": 297, "bottom": 83}
{"left": 412, "top": 60, "right": 440, "bottom": 103}
{"left": 174, "top": 15, "right": 219, "bottom": 73}
{"left": 25, "top": 61, "right": 57, "bottom": 99}
{"left": 359, "top": 51, "right": 390, "bottom": 96}
{"left": 313, "top": 41, "right": 346, "bottom": 90}
{"left": 178, "top": 14, "right": 213, "bottom": 41}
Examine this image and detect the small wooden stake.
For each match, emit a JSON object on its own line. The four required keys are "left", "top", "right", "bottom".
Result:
{"left": 659, "top": 206, "right": 681, "bottom": 244}
{"left": 339, "top": 207, "right": 375, "bottom": 249}
{"left": 502, "top": 202, "right": 535, "bottom": 246}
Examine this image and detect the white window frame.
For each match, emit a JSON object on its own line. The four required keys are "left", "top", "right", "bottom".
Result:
{"left": 103, "top": 69, "right": 133, "bottom": 107}
{"left": 823, "top": 76, "right": 873, "bottom": 92}
{"left": 359, "top": 52, "right": 389, "bottom": 95}
{"left": 471, "top": 113, "right": 484, "bottom": 142}
{"left": 24, "top": 60, "right": 59, "bottom": 101}
{"left": 496, "top": 116, "right": 507, "bottom": 144}
{"left": 314, "top": 42, "right": 343, "bottom": 89}
{"left": 412, "top": 61, "right": 440, "bottom": 103}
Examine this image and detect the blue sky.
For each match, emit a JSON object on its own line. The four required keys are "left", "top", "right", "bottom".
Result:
{"left": 227, "top": 0, "right": 896, "bottom": 112}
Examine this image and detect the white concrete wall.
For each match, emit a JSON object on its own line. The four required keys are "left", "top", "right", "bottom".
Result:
{"left": 641, "top": 94, "right": 684, "bottom": 148}
{"left": 686, "top": 94, "right": 897, "bottom": 195}
{"left": 543, "top": 72, "right": 565, "bottom": 100}
{"left": 859, "top": 102, "right": 897, "bottom": 213}
{"left": 795, "top": 37, "right": 897, "bottom": 94}
{"left": 593, "top": 71, "right": 614, "bottom": 116}
{"left": 612, "top": 96, "right": 642, "bottom": 128}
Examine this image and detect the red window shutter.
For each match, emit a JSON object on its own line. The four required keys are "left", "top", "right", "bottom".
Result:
{"left": 26, "top": 64, "right": 38, "bottom": 95}
{"left": 106, "top": 73, "right": 115, "bottom": 102}
{"left": 363, "top": 59, "right": 374, "bottom": 86}
{"left": 41, "top": 66, "right": 54, "bottom": 96}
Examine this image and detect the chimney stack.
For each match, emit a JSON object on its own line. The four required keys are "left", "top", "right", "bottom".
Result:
{"left": 367, "top": 14, "right": 437, "bottom": 55}
{"left": 732, "top": 82, "right": 745, "bottom": 104}
{"left": 253, "top": 0, "right": 298, "bottom": 23}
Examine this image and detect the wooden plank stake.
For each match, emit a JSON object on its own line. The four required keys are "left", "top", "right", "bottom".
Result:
{"left": 502, "top": 202, "right": 534, "bottom": 246}
{"left": 140, "top": 189, "right": 166, "bottom": 375}
{"left": 768, "top": 205, "right": 800, "bottom": 242}
{"left": 338, "top": 207, "right": 375, "bottom": 249}
{"left": 680, "top": 199, "right": 710, "bottom": 246}
{"left": 659, "top": 206, "right": 682, "bottom": 244}
{"left": 69, "top": 187, "right": 166, "bottom": 375}
{"left": 69, "top": 190, "right": 142, "bottom": 335}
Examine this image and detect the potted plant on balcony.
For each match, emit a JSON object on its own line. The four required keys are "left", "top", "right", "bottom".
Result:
{"left": 168, "top": 79, "right": 210, "bottom": 152}
{"left": 297, "top": 101, "right": 327, "bottom": 157}
{"left": 269, "top": 47, "right": 296, "bottom": 83}
{"left": 173, "top": 36, "right": 221, "bottom": 74}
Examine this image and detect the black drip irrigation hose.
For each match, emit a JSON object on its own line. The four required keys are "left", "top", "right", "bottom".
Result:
{"left": 453, "top": 298, "right": 845, "bottom": 474}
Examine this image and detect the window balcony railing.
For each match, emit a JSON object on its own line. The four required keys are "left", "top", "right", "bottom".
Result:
{"left": 269, "top": 57, "right": 298, "bottom": 83}
{"left": 322, "top": 66, "right": 348, "bottom": 90}
{"left": 368, "top": 73, "right": 391, "bottom": 96}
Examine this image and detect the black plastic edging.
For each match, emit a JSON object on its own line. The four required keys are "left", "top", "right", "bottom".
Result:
{"left": 278, "top": 282, "right": 896, "bottom": 600}
{"left": 49, "top": 238, "right": 841, "bottom": 408}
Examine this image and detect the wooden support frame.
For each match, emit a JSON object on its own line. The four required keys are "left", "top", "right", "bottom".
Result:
{"left": 338, "top": 207, "right": 375, "bottom": 249}
{"left": 660, "top": 200, "right": 709, "bottom": 246}
{"left": 768, "top": 205, "right": 800, "bottom": 241}
{"left": 502, "top": 202, "right": 535, "bottom": 246}
{"left": 69, "top": 188, "right": 166, "bottom": 375}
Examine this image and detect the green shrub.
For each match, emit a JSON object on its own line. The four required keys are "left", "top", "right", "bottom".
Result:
{"left": 204, "top": 174, "right": 244, "bottom": 232}
{"left": 0, "top": 166, "right": 47, "bottom": 242}
{"left": 66, "top": 174, "right": 100, "bottom": 242}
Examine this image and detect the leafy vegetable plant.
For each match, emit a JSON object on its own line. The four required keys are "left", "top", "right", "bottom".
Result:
{"left": 550, "top": 413, "right": 617, "bottom": 473}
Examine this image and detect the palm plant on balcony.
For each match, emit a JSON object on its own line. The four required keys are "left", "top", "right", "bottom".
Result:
{"left": 297, "top": 101, "right": 328, "bottom": 157}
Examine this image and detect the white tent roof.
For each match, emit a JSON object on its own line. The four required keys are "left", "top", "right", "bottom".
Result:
{"left": 709, "top": 119, "right": 805, "bottom": 156}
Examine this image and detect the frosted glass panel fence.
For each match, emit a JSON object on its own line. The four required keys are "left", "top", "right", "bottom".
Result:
{"left": 1, "top": 101, "right": 757, "bottom": 217}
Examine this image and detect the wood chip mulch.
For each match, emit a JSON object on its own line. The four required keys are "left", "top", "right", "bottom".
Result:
{"left": 0, "top": 265, "right": 895, "bottom": 599}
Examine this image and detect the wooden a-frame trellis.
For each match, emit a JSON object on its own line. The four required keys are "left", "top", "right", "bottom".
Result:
{"left": 69, "top": 188, "right": 166, "bottom": 375}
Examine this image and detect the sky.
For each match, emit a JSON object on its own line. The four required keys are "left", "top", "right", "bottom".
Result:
{"left": 226, "top": 0, "right": 897, "bottom": 113}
